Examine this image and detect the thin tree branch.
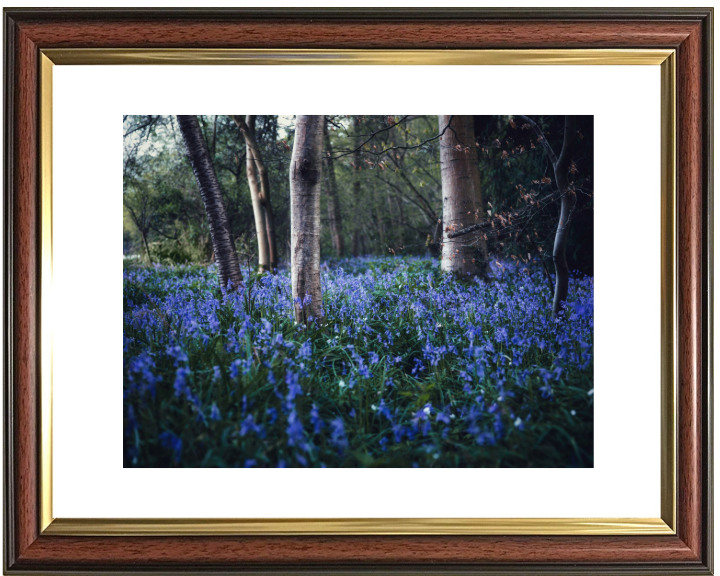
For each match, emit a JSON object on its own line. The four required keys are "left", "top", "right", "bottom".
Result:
{"left": 330, "top": 116, "right": 454, "bottom": 160}
{"left": 515, "top": 115, "right": 558, "bottom": 166}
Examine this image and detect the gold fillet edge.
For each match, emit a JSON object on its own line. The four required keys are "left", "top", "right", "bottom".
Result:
{"left": 41, "top": 48, "right": 674, "bottom": 66}
{"left": 40, "top": 52, "right": 53, "bottom": 534}
{"left": 37, "top": 48, "right": 678, "bottom": 537}
{"left": 43, "top": 517, "right": 674, "bottom": 536}
{"left": 659, "top": 50, "right": 677, "bottom": 533}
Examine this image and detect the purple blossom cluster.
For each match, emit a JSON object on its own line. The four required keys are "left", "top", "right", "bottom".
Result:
{"left": 124, "top": 256, "right": 594, "bottom": 468}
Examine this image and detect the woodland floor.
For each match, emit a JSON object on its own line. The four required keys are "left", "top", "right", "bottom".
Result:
{"left": 123, "top": 256, "right": 594, "bottom": 468}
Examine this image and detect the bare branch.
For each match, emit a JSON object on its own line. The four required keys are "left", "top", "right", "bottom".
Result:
{"left": 329, "top": 115, "right": 454, "bottom": 161}
{"left": 515, "top": 115, "right": 558, "bottom": 166}
{"left": 447, "top": 188, "right": 565, "bottom": 239}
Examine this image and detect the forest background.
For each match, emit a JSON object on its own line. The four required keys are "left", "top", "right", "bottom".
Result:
{"left": 123, "top": 115, "right": 594, "bottom": 275}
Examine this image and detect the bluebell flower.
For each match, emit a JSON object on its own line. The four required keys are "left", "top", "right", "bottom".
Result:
{"left": 476, "top": 431, "right": 496, "bottom": 446}
{"left": 411, "top": 358, "right": 426, "bottom": 376}
{"left": 159, "top": 431, "right": 183, "bottom": 464}
{"left": 124, "top": 405, "right": 137, "bottom": 437}
{"left": 266, "top": 407, "right": 278, "bottom": 425}
{"left": 392, "top": 422, "right": 404, "bottom": 443}
{"left": 240, "top": 414, "right": 263, "bottom": 437}
{"left": 229, "top": 359, "right": 242, "bottom": 379}
{"left": 376, "top": 399, "right": 392, "bottom": 420}
{"left": 539, "top": 383, "right": 554, "bottom": 400}
{"left": 166, "top": 345, "right": 188, "bottom": 367}
{"left": 297, "top": 340, "right": 312, "bottom": 360}
{"left": 173, "top": 367, "right": 191, "bottom": 398}
{"left": 310, "top": 403, "right": 323, "bottom": 435}
{"left": 286, "top": 410, "right": 307, "bottom": 450}
{"left": 125, "top": 254, "right": 593, "bottom": 467}
{"left": 329, "top": 417, "right": 349, "bottom": 455}
{"left": 127, "top": 352, "right": 159, "bottom": 398}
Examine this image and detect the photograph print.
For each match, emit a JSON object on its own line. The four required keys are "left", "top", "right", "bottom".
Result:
{"left": 123, "top": 114, "right": 594, "bottom": 468}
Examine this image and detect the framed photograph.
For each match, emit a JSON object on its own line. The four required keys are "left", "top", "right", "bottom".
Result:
{"left": 4, "top": 8, "right": 712, "bottom": 574}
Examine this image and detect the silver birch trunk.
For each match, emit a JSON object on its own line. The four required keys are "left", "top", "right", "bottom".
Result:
{"left": 233, "top": 115, "right": 270, "bottom": 273}
{"left": 351, "top": 116, "right": 362, "bottom": 257}
{"left": 438, "top": 115, "right": 488, "bottom": 276}
{"left": 323, "top": 122, "right": 345, "bottom": 256}
{"left": 176, "top": 115, "right": 243, "bottom": 291}
{"left": 290, "top": 115, "right": 324, "bottom": 324}
{"left": 248, "top": 116, "right": 278, "bottom": 271}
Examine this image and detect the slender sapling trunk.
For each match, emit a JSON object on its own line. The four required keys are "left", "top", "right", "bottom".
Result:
{"left": 323, "top": 121, "right": 345, "bottom": 256}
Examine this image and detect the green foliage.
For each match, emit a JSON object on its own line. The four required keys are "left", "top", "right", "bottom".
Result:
{"left": 148, "top": 239, "right": 196, "bottom": 265}
{"left": 123, "top": 115, "right": 593, "bottom": 273}
{"left": 316, "top": 115, "right": 446, "bottom": 258}
{"left": 124, "top": 115, "right": 295, "bottom": 265}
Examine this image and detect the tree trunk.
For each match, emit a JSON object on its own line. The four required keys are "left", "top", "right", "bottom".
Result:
{"left": 211, "top": 115, "right": 217, "bottom": 157}
{"left": 290, "top": 115, "right": 324, "bottom": 324}
{"left": 396, "top": 195, "right": 405, "bottom": 228}
{"left": 176, "top": 115, "right": 243, "bottom": 290}
{"left": 140, "top": 229, "right": 153, "bottom": 264}
{"left": 351, "top": 116, "right": 362, "bottom": 257}
{"left": 323, "top": 121, "right": 345, "bottom": 256}
{"left": 250, "top": 117, "right": 279, "bottom": 271}
{"left": 438, "top": 115, "right": 488, "bottom": 276}
{"left": 388, "top": 194, "right": 398, "bottom": 244}
{"left": 515, "top": 114, "right": 577, "bottom": 315}
{"left": 551, "top": 115, "right": 577, "bottom": 316}
{"left": 232, "top": 115, "right": 275, "bottom": 272}
{"left": 372, "top": 187, "right": 385, "bottom": 249}
{"left": 233, "top": 116, "right": 270, "bottom": 273}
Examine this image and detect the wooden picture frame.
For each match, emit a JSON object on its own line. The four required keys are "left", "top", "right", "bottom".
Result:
{"left": 4, "top": 8, "right": 713, "bottom": 574}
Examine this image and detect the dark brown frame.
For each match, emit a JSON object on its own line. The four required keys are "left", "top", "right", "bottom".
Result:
{"left": 4, "top": 8, "right": 713, "bottom": 574}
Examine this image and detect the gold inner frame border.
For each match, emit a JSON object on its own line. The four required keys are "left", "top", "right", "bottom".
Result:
{"left": 39, "top": 48, "right": 676, "bottom": 536}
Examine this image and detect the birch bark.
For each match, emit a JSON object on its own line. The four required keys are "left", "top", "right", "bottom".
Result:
{"left": 351, "top": 116, "right": 362, "bottom": 256}
{"left": 323, "top": 122, "right": 345, "bottom": 256}
{"left": 290, "top": 115, "right": 324, "bottom": 323}
{"left": 232, "top": 115, "right": 272, "bottom": 272}
{"left": 249, "top": 116, "right": 279, "bottom": 271}
{"left": 438, "top": 115, "right": 488, "bottom": 275}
